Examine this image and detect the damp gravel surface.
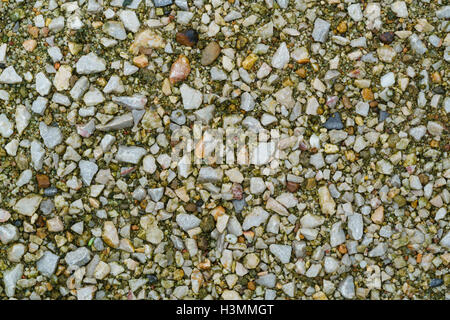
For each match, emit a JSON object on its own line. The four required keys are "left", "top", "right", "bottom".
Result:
{"left": 0, "top": 0, "right": 449, "bottom": 300}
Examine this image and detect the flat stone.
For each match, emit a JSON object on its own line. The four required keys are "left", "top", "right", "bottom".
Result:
{"left": 271, "top": 42, "right": 290, "bottom": 69}
{"left": 83, "top": 87, "right": 105, "bottom": 106}
{"left": 201, "top": 42, "right": 221, "bottom": 66}
{"left": 324, "top": 112, "right": 344, "bottom": 130}
{"left": 116, "top": 145, "right": 147, "bottom": 164}
{"left": 70, "top": 76, "right": 89, "bottom": 100}
{"left": 79, "top": 160, "right": 98, "bottom": 186}
{"left": 103, "top": 75, "right": 125, "bottom": 94}
{"left": 240, "top": 92, "right": 255, "bottom": 111}
{"left": 102, "top": 221, "right": 119, "bottom": 248}
{"left": 35, "top": 72, "right": 52, "bottom": 95}
{"left": 0, "top": 66, "right": 22, "bottom": 84}
{"left": 312, "top": 18, "right": 331, "bottom": 43}
{"left": 3, "top": 264, "right": 23, "bottom": 297}
{"left": 65, "top": 247, "right": 91, "bottom": 267}
{"left": 36, "top": 251, "right": 59, "bottom": 277}
{"left": 180, "top": 84, "right": 202, "bottom": 109}
{"left": 250, "top": 142, "right": 276, "bottom": 166}
{"left": 76, "top": 53, "right": 107, "bottom": 74}
{"left": 169, "top": 55, "right": 191, "bottom": 84}
{"left": 348, "top": 4, "right": 363, "bottom": 22}
{"left": 153, "top": 0, "right": 173, "bottom": 7}
{"left": 347, "top": 213, "right": 363, "bottom": 241}
{"left": 243, "top": 207, "right": 270, "bottom": 230}
{"left": 338, "top": 276, "right": 355, "bottom": 299}
{"left": 39, "top": 122, "right": 63, "bottom": 149}
{"left": 119, "top": 10, "right": 140, "bottom": 33}
{"left": 250, "top": 177, "right": 266, "bottom": 195}
{"left": 197, "top": 167, "right": 223, "bottom": 183}
{"left": 0, "top": 209, "right": 11, "bottom": 223}
{"left": 7, "top": 243, "right": 25, "bottom": 262}
{"left": 13, "top": 194, "right": 42, "bottom": 216}
{"left": 31, "top": 140, "right": 45, "bottom": 170}
{"left": 300, "top": 214, "right": 325, "bottom": 228}
{"left": 176, "top": 213, "right": 201, "bottom": 231}
{"left": 53, "top": 65, "right": 72, "bottom": 91}
{"left": 32, "top": 97, "right": 48, "bottom": 115}
{"left": 103, "top": 21, "right": 127, "bottom": 40}
{"left": 0, "top": 114, "right": 14, "bottom": 138}
{"left": 318, "top": 186, "right": 336, "bottom": 215}
{"left": 130, "top": 29, "right": 165, "bottom": 55}
{"left": 330, "top": 222, "right": 346, "bottom": 247}
{"left": 269, "top": 244, "right": 291, "bottom": 263}
{"left": 256, "top": 273, "right": 276, "bottom": 288}
{"left": 96, "top": 113, "right": 134, "bottom": 131}
{"left": 0, "top": 224, "right": 19, "bottom": 244}
{"left": 391, "top": 1, "right": 408, "bottom": 18}
{"left": 112, "top": 94, "right": 147, "bottom": 110}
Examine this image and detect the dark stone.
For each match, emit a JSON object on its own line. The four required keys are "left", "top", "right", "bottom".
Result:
{"left": 197, "top": 235, "right": 209, "bottom": 251}
{"left": 13, "top": 219, "right": 22, "bottom": 227}
{"left": 176, "top": 29, "right": 199, "bottom": 47}
{"left": 379, "top": 32, "right": 395, "bottom": 44}
{"left": 429, "top": 279, "right": 443, "bottom": 288}
{"left": 200, "top": 215, "right": 215, "bottom": 232}
{"left": 147, "top": 274, "right": 158, "bottom": 284}
{"left": 196, "top": 199, "right": 204, "bottom": 208}
{"left": 323, "top": 112, "right": 344, "bottom": 130}
{"left": 378, "top": 110, "right": 389, "bottom": 122}
{"left": 433, "top": 86, "right": 445, "bottom": 94}
{"left": 123, "top": 0, "right": 133, "bottom": 7}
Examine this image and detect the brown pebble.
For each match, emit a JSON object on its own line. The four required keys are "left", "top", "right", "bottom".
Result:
{"left": 418, "top": 174, "right": 429, "bottom": 185}
{"left": 201, "top": 42, "right": 221, "bottom": 66}
{"left": 27, "top": 26, "right": 39, "bottom": 38}
{"left": 133, "top": 54, "right": 148, "bottom": 68}
{"left": 197, "top": 235, "right": 209, "bottom": 251}
{"left": 342, "top": 95, "right": 352, "bottom": 109}
{"left": 36, "top": 174, "right": 50, "bottom": 188}
{"left": 369, "top": 100, "right": 378, "bottom": 108}
{"left": 40, "top": 27, "right": 49, "bottom": 37}
{"left": 36, "top": 216, "right": 46, "bottom": 228}
{"left": 23, "top": 39, "right": 37, "bottom": 52}
{"left": 371, "top": 206, "right": 384, "bottom": 224}
{"left": 185, "top": 203, "right": 197, "bottom": 212}
{"left": 247, "top": 281, "right": 256, "bottom": 290}
{"left": 361, "top": 88, "right": 374, "bottom": 101}
{"left": 296, "top": 68, "right": 307, "bottom": 78}
{"left": 176, "top": 29, "right": 199, "bottom": 47}
{"left": 431, "top": 72, "right": 441, "bottom": 84}
{"left": 138, "top": 47, "right": 153, "bottom": 56}
{"left": 430, "top": 140, "right": 439, "bottom": 148}
{"left": 169, "top": 55, "right": 191, "bottom": 84}
{"left": 338, "top": 244, "right": 347, "bottom": 254}
{"left": 286, "top": 181, "right": 300, "bottom": 193}
{"left": 379, "top": 32, "right": 395, "bottom": 44}
{"left": 402, "top": 54, "right": 414, "bottom": 63}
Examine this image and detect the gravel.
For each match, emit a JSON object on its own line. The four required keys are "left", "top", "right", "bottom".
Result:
{"left": 0, "top": 0, "right": 448, "bottom": 302}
